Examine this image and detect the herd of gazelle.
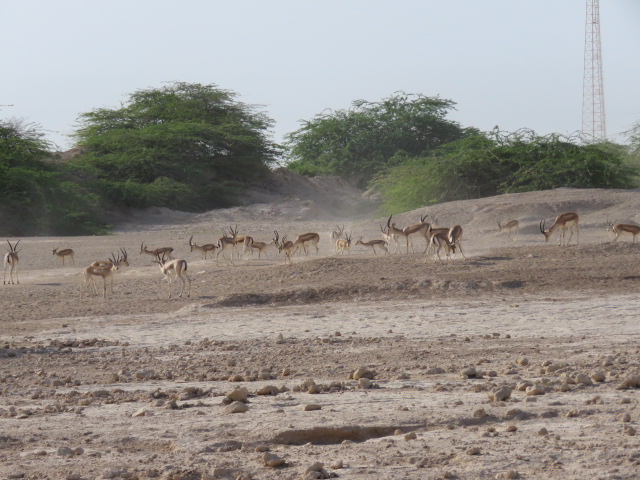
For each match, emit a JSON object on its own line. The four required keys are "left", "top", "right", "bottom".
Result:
{"left": 4, "top": 211, "right": 640, "bottom": 292}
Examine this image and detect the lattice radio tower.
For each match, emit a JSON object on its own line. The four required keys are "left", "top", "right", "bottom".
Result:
{"left": 582, "top": 0, "right": 606, "bottom": 142}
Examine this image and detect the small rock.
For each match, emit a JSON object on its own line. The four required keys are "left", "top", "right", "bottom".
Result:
{"left": 538, "top": 427, "right": 548, "bottom": 436}
{"left": 132, "top": 408, "right": 148, "bottom": 417}
{"left": 300, "top": 404, "right": 322, "bottom": 411}
{"left": 353, "top": 367, "right": 375, "bottom": 380}
{"left": 622, "top": 413, "right": 631, "bottom": 423}
{"left": 404, "top": 432, "right": 417, "bottom": 441}
{"left": 224, "top": 401, "right": 249, "bottom": 414}
{"left": 625, "top": 426, "right": 637, "bottom": 436}
{"left": 262, "top": 452, "right": 286, "bottom": 467}
{"left": 466, "top": 447, "right": 481, "bottom": 455}
{"left": 57, "top": 446, "right": 74, "bottom": 457}
{"left": 489, "top": 386, "right": 512, "bottom": 402}
{"left": 226, "top": 387, "right": 249, "bottom": 403}
{"left": 358, "top": 378, "right": 372, "bottom": 389}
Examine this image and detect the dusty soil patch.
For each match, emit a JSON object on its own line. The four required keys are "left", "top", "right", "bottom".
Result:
{"left": 2, "top": 187, "right": 640, "bottom": 479}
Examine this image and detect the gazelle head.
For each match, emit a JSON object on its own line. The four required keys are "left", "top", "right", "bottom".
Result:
{"left": 605, "top": 218, "right": 614, "bottom": 232}
{"left": 539, "top": 219, "right": 551, "bottom": 242}
{"left": 52, "top": 248, "right": 58, "bottom": 256}
{"left": 117, "top": 248, "right": 129, "bottom": 266}
{"left": 420, "top": 214, "right": 428, "bottom": 223}
{"left": 344, "top": 232, "right": 352, "bottom": 246}
{"left": 7, "top": 239, "right": 20, "bottom": 254}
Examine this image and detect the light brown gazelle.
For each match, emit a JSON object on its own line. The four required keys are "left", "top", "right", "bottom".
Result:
{"left": 140, "top": 242, "right": 174, "bottom": 260}
{"left": 80, "top": 251, "right": 122, "bottom": 298}
{"left": 3, "top": 239, "right": 20, "bottom": 285}
{"left": 497, "top": 219, "right": 519, "bottom": 241}
{"left": 52, "top": 247, "right": 75, "bottom": 266}
{"left": 216, "top": 226, "right": 238, "bottom": 266}
{"left": 246, "top": 237, "right": 277, "bottom": 259}
{"left": 273, "top": 230, "right": 295, "bottom": 264}
{"left": 606, "top": 219, "right": 640, "bottom": 243}
{"left": 447, "top": 225, "right": 466, "bottom": 259}
{"left": 428, "top": 229, "right": 457, "bottom": 263}
{"left": 335, "top": 232, "right": 353, "bottom": 255}
{"left": 386, "top": 215, "right": 413, "bottom": 254}
{"left": 540, "top": 212, "right": 580, "bottom": 246}
{"left": 229, "top": 225, "right": 254, "bottom": 258}
{"left": 293, "top": 232, "right": 320, "bottom": 256}
{"left": 424, "top": 225, "right": 450, "bottom": 255}
{"left": 189, "top": 235, "right": 217, "bottom": 260}
{"left": 380, "top": 223, "right": 400, "bottom": 254}
{"left": 330, "top": 225, "right": 345, "bottom": 244}
{"left": 402, "top": 214, "right": 431, "bottom": 253}
{"left": 355, "top": 237, "right": 388, "bottom": 255}
{"left": 153, "top": 252, "right": 191, "bottom": 298}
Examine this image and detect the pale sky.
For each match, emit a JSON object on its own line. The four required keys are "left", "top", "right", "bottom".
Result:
{"left": 2, "top": 0, "right": 639, "bottom": 152}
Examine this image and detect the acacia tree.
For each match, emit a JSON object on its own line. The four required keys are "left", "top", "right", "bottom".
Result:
{"left": 72, "top": 82, "right": 280, "bottom": 210}
{"left": 0, "top": 119, "right": 106, "bottom": 235}
{"left": 284, "top": 93, "right": 467, "bottom": 187}
{"left": 371, "top": 129, "right": 636, "bottom": 214}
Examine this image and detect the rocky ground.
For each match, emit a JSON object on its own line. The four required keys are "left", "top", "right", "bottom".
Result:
{"left": 1, "top": 185, "right": 640, "bottom": 480}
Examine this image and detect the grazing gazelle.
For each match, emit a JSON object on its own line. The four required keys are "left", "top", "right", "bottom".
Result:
{"left": 140, "top": 242, "right": 174, "bottom": 261}
{"left": 153, "top": 253, "right": 191, "bottom": 298}
{"left": 448, "top": 225, "right": 466, "bottom": 259}
{"left": 606, "top": 219, "right": 640, "bottom": 243}
{"left": 428, "top": 228, "right": 457, "bottom": 263}
{"left": 355, "top": 237, "right": 388, "bottom": 255}
{"left": 188, "top": 235, "right": 217, "bottom": 260}
{"left": 52, "top": 247, "right": 75, "bottom": 266}
{"left": 497, "top": 219, "right": 519, "bottom": 241}
{"left": 540, "top": 212, "right": 580, "bottom": 246}
{"left": 3, "top": 239, "right": 20, "bottom": 285}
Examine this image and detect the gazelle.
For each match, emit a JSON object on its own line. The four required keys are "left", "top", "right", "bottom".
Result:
{"left": 52, "top": 248, "right": 75, "bottom": 266}
{"left": 355, "top": 237, "right": 388, "bottom": 255}
{"left": 153, "top": 253, "right": 191, "bottom": 298}
{"left": 83, "top": 249, "right": 129, "bottom": 296}
{"left": 606, "top": 219, "right": 640, "bottom": 243}
{"left": 386, "top": 216, "right": 413, "bottom": 254}
{"left": 140, "top": 242, "right": 174, "bottom": 260}
{"left": 330, "top": 225, "right": 345, "bottom": 244}
{"left": 216, "top": 226, "right": 238, "bottom": 266}
{"left": 80, "top": 252, "right": 122, "bottom": 298}
{"left": 335, "top": 232, "right": 353, "bottom": 255}
{"left": 497, "top": 219, "right": 519, "bottom": 241}
{"left": 230, "top": 226, "right": 254, "bottom": 259}
{"left": 246, "top": 237, "right": 277, "bottom": 259}
{"left": 189, "top": 235, "right": 217, "bottom": 260}
{"left": 402, "top": 214, "right": 431, "bottom": 253}
{"left": 91, "top": 248, "right": 129, "bottom": 269}
{"left": 293, "top": 232, "right": 320, "bottom": 256}
{"left": 424, "top": 225, "right": 450, "bottom": 255}
{"left": 273, "top": 230, "right": 295, "bottom": 264}
{"left": 448, "top": 225, "right": 466, "bottom": 259}
{"left": 540, "top": 212, "right": 579, "bottom": 246}
{"left": 429, "top": 231, "right": 457, "bottom": 263}
{"left": 380, "top": 224, "right": 400, "bottom": 254}
{"left": 3, "top": 239, "right": 20, "bottom": 285}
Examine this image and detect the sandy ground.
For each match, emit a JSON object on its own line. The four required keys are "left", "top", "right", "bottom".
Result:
{"left": 2, "top": 187, "right": 640, "bottom": 480}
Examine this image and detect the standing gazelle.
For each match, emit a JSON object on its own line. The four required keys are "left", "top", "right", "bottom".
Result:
{"left": 80, "top": 251, "right": 124, "bottom": 298}
{"left": 540, "top": 212, "right": 580, "bottom": 246}
{"left": 3, "top": 239, "right": 20, "bottom": 285}
{"left": 53, "top": 247, "right": 75, "bottom": 266}
{"left": 606, "top": 219, "right": 640, "bottom": 243}
{"left": 336, "top": 232, "right": 353, "bottom": 255}
{"left": 497, "top": 219, "right": 519, "bottom": 241}
{"left": 189, "top": 235, "right": 217, "bottom": 260}
{"left": 153, "top": 253, "right": 191, "bottom": 298}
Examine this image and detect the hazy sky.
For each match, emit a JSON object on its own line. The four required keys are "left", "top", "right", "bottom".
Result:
{"left": 3, "top": 1, "right": 639, "bottom": 151}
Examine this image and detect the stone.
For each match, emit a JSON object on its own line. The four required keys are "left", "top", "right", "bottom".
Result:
{"left": 489, "top": 386, "right": 512, "bottom": 402}
{"left": 263, "top": 452, "right": 286, "bottom": 467}
{"left": 224, "top": 401, "right": 249, "bottom": 414}
{"left": 226, "top": 387, "right": 249, "bottom": 403}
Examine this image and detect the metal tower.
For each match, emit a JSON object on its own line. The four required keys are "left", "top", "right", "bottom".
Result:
{"left": 582, "top": 0, "right": 606, "bottom": 142}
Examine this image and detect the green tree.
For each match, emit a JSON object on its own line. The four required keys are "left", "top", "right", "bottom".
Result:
{"left": 72, "top": 82, "right": 280, "bottom": 210}
{"left": 284, "top": 93, "right": 467, "bottom": 187}
{"left": 0, "top": 120, "right": 107, "bottom": 235}
{"left": 372, "top": 129, "right": 636, "bottom": 214}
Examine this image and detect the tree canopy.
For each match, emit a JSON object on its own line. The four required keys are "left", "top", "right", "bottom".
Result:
{"left": 71, "top": 82, "right": 280, "bottom": 211}
{"left": 284, "top": 93, "right": 468, "bottom": 187}
{"left": 0, "top": 120, "right": 107, "bottom": 236}
{"left": 371, "top": 129, "right": 637, "bottom": 214}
